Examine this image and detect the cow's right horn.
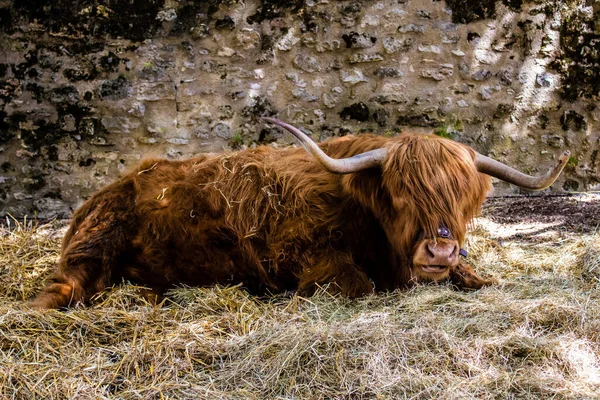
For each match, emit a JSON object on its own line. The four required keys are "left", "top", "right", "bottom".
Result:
{"left": 474, "top": 150, "right": 571, "bottom": 190}
{"left": 262, "top": 117, "right": 387, "bottom": 174}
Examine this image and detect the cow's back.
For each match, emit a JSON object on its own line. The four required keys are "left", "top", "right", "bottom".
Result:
{"left": 126, "top": 147, "right": 341, "bottom": 292}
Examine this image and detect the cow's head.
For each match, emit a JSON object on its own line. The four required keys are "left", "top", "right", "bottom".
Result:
{"left": 262, "top": 117, "right": 570, "bottom": 286}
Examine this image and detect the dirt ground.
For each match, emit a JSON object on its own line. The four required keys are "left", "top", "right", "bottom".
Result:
{"left": 482, "top": 193, "right": 600, "bottom": 235}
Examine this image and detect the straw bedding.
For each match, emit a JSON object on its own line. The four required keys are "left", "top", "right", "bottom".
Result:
{"left": 1, "top": 196, "right": 599, "bottom": 399}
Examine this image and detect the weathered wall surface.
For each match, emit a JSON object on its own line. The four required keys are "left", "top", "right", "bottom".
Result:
{"left": 0, "top": 0, "right": 598, "bottom": 218}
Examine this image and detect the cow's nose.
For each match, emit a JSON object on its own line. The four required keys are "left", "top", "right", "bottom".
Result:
{"left": 426, "top": 241, "right": 458, "bottom": 266}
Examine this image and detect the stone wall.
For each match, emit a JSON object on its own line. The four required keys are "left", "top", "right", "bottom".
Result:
{"left": 0, "top": 0, "right": 598, "bottom": 218}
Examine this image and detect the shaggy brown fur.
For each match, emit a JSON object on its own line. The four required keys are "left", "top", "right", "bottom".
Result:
{"left": 31, "top": 132, "right": 494, "bottom": 309}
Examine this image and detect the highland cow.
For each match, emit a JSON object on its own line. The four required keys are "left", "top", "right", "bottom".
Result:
{"left": 30, "top": 117, "right": 569, "bottom": 309}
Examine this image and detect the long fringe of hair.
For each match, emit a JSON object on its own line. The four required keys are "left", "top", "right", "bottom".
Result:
{"left": 382, "top": 134, "right": 491, "bottom": 255}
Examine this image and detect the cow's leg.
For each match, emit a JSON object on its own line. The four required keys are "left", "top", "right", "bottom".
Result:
{"left": 297, "top": 251, "right": 374, "bottom": 298}
{"left": 449, "top": 263, "right": 497, "bottom": 290}
{"left": 30, "top": 186, "right": 135, "bottom": 309}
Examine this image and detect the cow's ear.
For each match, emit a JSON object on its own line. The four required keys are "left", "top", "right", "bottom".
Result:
{"left": 450, "top": 263, "right": 497, "bottom": 290}
{"left": 342, "top": 169, "right": 392, "bottom": 217}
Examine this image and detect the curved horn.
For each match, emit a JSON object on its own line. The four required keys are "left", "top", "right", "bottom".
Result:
{"left": 475, "top": 150, "right": 570, "bottom": 190}
{"left": 262, "top": 117, "right": 387, "bottom": 174}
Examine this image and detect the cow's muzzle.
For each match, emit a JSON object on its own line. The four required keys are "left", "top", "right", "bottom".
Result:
{"left": 416, "top": 238, "right": 459, "bottom": 272}
{"left": 412, "top": 226, "right": 466, "bottom": 280}
{"left": 423, "top": 240, "right": 459, "bottom": 267}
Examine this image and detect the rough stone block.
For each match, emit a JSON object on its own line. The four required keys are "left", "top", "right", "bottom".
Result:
{"left": 136, "top": 82, "right": 176, "bottom": 101}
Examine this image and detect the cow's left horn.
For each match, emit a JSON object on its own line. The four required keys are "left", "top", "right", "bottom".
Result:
{"left": 262, "top": 117, "right": 387, "bottom": 174}
{"left": 474, "top": 150, "right": 571, "bottom": 190}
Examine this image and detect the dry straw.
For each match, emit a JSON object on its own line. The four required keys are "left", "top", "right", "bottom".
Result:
{"left": 1, "top": 209, "right": 599, "bottom": 399}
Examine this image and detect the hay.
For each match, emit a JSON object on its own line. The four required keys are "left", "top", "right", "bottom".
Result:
{"left": 1, "top": 216, "right": 600, "bottom": 399}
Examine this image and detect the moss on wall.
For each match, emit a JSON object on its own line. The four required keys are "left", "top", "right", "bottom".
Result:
{"left": 552, "top": 4, "right": 600, "bottom": 101}
{"left": 446, "top": 0, "right": 523, "bottom": 24}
